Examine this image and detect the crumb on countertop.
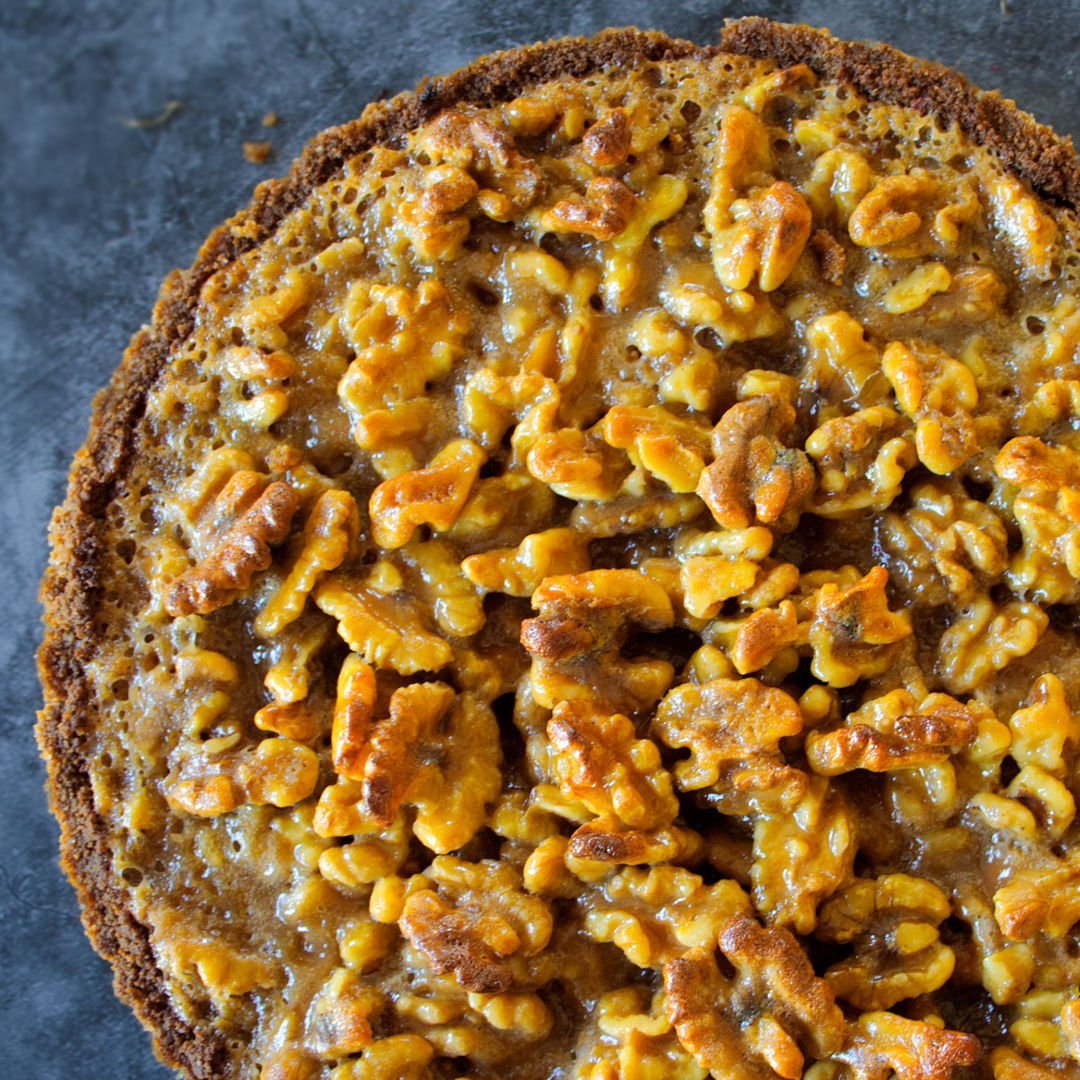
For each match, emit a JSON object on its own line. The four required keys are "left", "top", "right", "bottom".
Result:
{"left": 262, "top": 112, "right": 279, "bottom": 127}
{"left": 243, "top": 140, "right": 273, "bottom": 164}
{"left": 122, "top": 100, "right": 184, "bottom": 129}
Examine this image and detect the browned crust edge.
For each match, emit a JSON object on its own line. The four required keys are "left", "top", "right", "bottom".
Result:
{"left": 35, "top": 19, "right": 1080, "bottom": 1079}
{"left": 720, "top": 16, "right": 1080, "bottom": 207}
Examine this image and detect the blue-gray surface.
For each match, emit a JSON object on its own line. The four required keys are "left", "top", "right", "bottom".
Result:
{"left": 1, "top": 1, "right": 1078, "bottom": 1076}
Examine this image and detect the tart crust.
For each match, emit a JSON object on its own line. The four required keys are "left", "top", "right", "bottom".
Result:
{"left": 36, "top": 20, "right": 1080, "bottom": 1078}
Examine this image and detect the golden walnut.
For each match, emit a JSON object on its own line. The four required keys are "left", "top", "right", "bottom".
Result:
{"left": 663, "top": 916, "right": 844, "bottom": 1080}
{"left": 654, "top": 677, "right": 807, "bottom": 814}
{"left": 520, "top": 569, "right": 675, "bottom": 714}
{"left": 546, "top": 699, "right": 678, "bottom": 829}
{"left": 697, "top": 373, "right": 815, "bottom": 532}
{"left": 816, "top": 874, "right": 955, "bottom": 1010}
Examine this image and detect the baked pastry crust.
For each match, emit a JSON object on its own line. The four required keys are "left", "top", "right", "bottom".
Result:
{"left": 36, "top": 20, "right": 1080, "bottom": 1079}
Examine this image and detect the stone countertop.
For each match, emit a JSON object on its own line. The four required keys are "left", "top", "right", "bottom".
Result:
{"left": 2, "top": 1, "right": 1077, "bottom": 1076}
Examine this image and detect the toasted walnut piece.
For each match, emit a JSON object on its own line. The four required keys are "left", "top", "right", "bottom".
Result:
{"left": 522, "top": 836, "right": 579, "bottom": 898}
{"left": 432, "top": 855, "right": 553, "bottom": 950}
{"left": 806, "top": 406, "right": 915, "bottom": 518}
{"left": 807, "top": 689, "right": 978, "bottom": 776}
{"left": 399, "top": 163, "right": 477, "bottom": 261}
{"left": 259, "top": 1047, "right": 318, "bottom": 1080}
{"left": 848, "top": 172, "right": 936, "bottom": 248}
{"left": 304, "top": 968, "right": 382, "bottom": 1060}
{"left": 664, "top": 947, "right": 781, "bottom": 1080}
{"left": 165, "top": 479, "right": 298, "bottom": 616}
{"left": 357, "top": 681, "right": 454, "bottom": 826}
{"left": 586, "top": 865, "right": 752, "bottom": 967}
{"left": 543, "top": 176, "right": 637, "bottom": 240}
{"left": 402, "top": 539, "right": 485, "bottom": 637}
{"left": 547, "top": 699, "right": 678, "bottom": 829}
{"left": 447, "top": 473, "right": 556, "bottom": 545}
{"left": 330, "top": 654, "right": 377, "bottom": 781}
{"left": 461, "top": 528, "right": 590, "bottom": 597}
{"left": 220, "top": 345, "right": 294, "bottom": 381}
{"left": 264, "top": 614, "right": 333, "bottom": 704}
{"left": 803, "top": 310, "right": 885, "bottom": 404}
{"left": 938, "top": 597, "right": 1048, "bottom": 695}
{"left": 994, "top": 856, "right": 1080, "bottom": 941}
{"left": 1020, "top": 378, "right": 1080, "bottom": 435}
{"left": 151, "top": 911, "right": 282, "bottom": 1005}
{"left": 752, "top": 775, "right": 855, "bottom": 933}
{"left": 1008, "top": 673, "right": 1080, "bottom": 775}
{"left": 338, "top": 280, "right": 469, "bottom": 465}
{"left": 1010, "top": 988, "right": 1080, "bottom": 1062}
{"left": 882, "top": 339, "right": 979, "bottom": 475}
{"left": 566, "top": 815, "right": 703, "bottom": 868}
{"left": 465, "top": 989, "right": 553, "bottom": 1040}
{"left": 705, "top": 104, "right": 772, "bottom": 212}
{"left": 572, "top": 490, "right": 704, "bottom": 538}
{"left": 413, "top": 109, "right": 542, "bottom": 211}
{"left": 253, "top": 699, "right": 319, "bottom": 742}
{"left": 661, "top": 270, "right": 786, "bottom": 347}
{"left": 314, "top": 576, "right": 452, "bottom": 675}
{"left": 721, "top": 598, "right": 802, "bottom": 675}
{"left": 704, "top": 105, "right": 811, "bottom": 294}
{"left": 318, "top": 689, "right": 500, "bottom": 855}
{"left": 400, "top": 891, "right": 512, "bottom": 994}
{"left": 256, "top": 490, "right": 359, "bottom": 638}
{"left": 997, "top": 436, "right": 1080, "bottom": 603}
{"left": 526, "top": 425, "right": 629, "bottom": 501}
{"left": 674, "top": 525, "right": 775, "bottom": 620}
{"left": 419, "top": 163, "right": 478, "bottom": 215}
{"left": 411, "top": 692, "right": 502, "bottom": 855}
{"left": 582, "top": 107, "right": 632, "bottom": 166}
{"left": 698, "top": 382, "right": 814, "bottom": 532}
{"left": 803, "top": 146, "right": 874, "bottom": 224}
{"left": 328, "top": 1034, "right": 434, "bottom": 1080}
{"left": 738, "top": 62, "right": 817, "bottom": 110}
{"left": 572, "top": 987, "right": 706, "bottom": 1080}
{"left": 835, "top": 1011, "right": 981, "bottom": 1080}
{"left": 174, "top": 447, "right": 258, "bottom": 521}
{"left": 319, "top": 817, "right": 411, "bottom": 890}
{"left": 166, "top": 771, "right": 244, "bottom": 818}
{"left": 664, "top": 916, "right": 843, "bottom": 1079}
{"left": 1062, "top": 1001, "right": 1080, "bottom": 1061}
{"left": 988, "top": 1046, "right": 1062, "bottom": 1080}
{"left": 881, "top": 480, "right": 1008, "bottom": 602}
{"left": 602, "top": 173, "right": 690, "bottom": 310}
{"left": 920, "top": 264, "right": 1008, "bottom": 325}
{"left": 984, "top": 171, "right": 1058, "bottom": 280}
{"left": 723, "top": 916, "right": 845, "bottom": 1057}
{"left": 654, "top": 678, "right": 805, "bottom": 814}
{"left": 369, "top": 439, "right": 485, "bottom": 549}
{"left": 806, "top": 566, "right": 911, "bottom": 687}
{"left": 406, "top": 856, "right": 552, "bottom": 985}
{"left": 816, "top": 874, "right": 955, "bottom": 1010}
{"left": 1004, "top": 764, "right": 1076, "bottom": 840}
{"left": 462, "top": 368, "right": 559, "bottom": 449}
{"left": 997, "top": 436, "right": 1080, "bottom": 491}
{"left": 717, "top": 181, "right": 814, "bottom": 293}
{"left": 166, "top": 646, "right": 239, "bottom": 740}
{"left": 883, "top": 262, "right": 952, "bottom": 314}
{"left": 522, "top": 569, "right": 675, "bottom": 714}
{"left": 240, "top": 738, "right": 319, "bottom": 808}
{"left": 598, "top": 405, "right": 712, "bottom": 493}
{"left": 502, "top": 96, "right": 556, "bottom": 136}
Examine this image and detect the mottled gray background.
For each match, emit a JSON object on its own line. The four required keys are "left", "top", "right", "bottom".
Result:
{"left": 2, "top": 1, "right": 1078, "bottom": 1076}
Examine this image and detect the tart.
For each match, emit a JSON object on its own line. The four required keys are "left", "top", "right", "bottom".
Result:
{"left": 38, "top": 19, "right": 1080, "bottom": 1080}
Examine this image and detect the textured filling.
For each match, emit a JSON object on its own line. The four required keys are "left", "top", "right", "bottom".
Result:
{"left": 80, "top": 50, "right": 1080, "bottom": 1080}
